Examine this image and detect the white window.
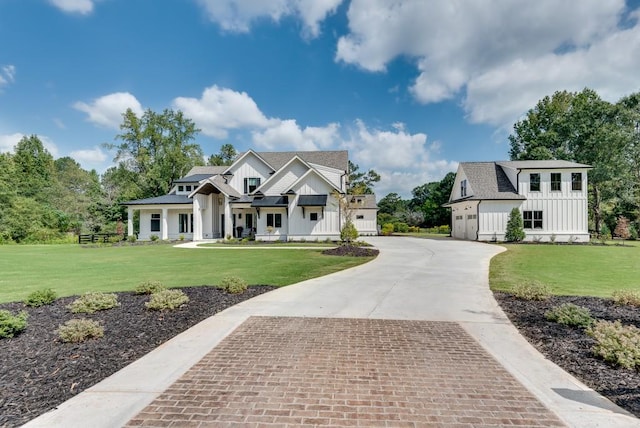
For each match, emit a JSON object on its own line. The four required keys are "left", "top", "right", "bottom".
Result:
{"left": 150, "top": 214, "right": 160, "bottom": 232}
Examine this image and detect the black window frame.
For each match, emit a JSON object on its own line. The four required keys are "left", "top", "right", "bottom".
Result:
{"left": 150, "top": 213, "right": 161, "bottom": 232}
{"left": 550, "top": 173, "right": 561, "bottom": 191}
{"left": 244, "top": 177, "right": 261, "bottom": 194}
{"left": 178, "top": 185, "right": 184, "bottom": 192}
{"left": 356, "top": 214, "right": 364, "bottom": 220}
{"left": 460, "top": 179, "right": 467, "bottom": 197}
{"left": 572, "top": 173, "right": 582, "bottom": 191}
{"left": 530, "top": 173, "right": 541, "bottom": 192}
{"left": 179, "top": 213, "right": 188, "bottom": 233}
{"left": 523, "top": 210, "right": 543, "bottom": 229}
{"left": 266, "top": 213, "right": 282, "bottom": 228}
{"left": 310, "top": 212, "right": 319, "bottom": 221}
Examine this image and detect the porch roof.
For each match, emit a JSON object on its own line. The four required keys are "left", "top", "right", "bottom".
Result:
{"left": 298, "top": 194, "right": 327, "bottom": 206}
{"left": 120, "top": 194, "right": 193, "bottom": 205}
{"left": 251, "top": 196, "right": 289, "bottom": 207}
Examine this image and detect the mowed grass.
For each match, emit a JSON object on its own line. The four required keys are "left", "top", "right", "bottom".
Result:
{"left": 490, "top": 242, "right": 640, "bottom": 297}
{"left": 0, "top": 244, "right": 373, "bottom": 303}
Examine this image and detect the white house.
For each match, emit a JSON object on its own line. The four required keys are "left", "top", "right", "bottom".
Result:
{"left": 122, "top": 150, "right": 378, "bottom": 241}
{"left": 445, "top": 160, "right": 591, "bottom": 242}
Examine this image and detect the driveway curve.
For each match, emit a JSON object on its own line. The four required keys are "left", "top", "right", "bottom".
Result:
{"left": 26, "top": 237, "right": 638, "bottom": 428}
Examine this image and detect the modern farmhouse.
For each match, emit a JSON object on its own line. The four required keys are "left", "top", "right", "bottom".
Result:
{"left": 122, "top": 150, "right": 378, "bottom": 241}
{"left": 445, "top": 160, "right": 591, "bottom": 242}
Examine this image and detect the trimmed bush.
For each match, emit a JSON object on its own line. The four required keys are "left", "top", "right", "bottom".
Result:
{"left": 381, "top": 223, "right": 394, "bottom": 236}
{"left": 150, "top": 234, "right": 159, "bottom": 241}
{"left": 505, "top": 207, "right": 525, "bottom": 242}
{"left": 57, "top": 319, "right": 104, "bottom": 343}
{"left": 135, "top": 280, "right": 166, "bottom": 295}
{"left": 340, "top": 220, "right": 358, "bottom": 243}
{"left": 587, "top": 320, "right": 640, "bottom": 370}
{"left": 127, "top": 235, "right": 137, "bottom": 243}
{"left": 393, "top": 222, "right": 409, "bottom": 233}
{"left": 220, "top": 276, "right": 248, "bottom": 294}
{"left": 67, "top": 292, "right": 120, "bottom": 314}
{"left": 545, "top": 303, "right": 594, "bottom": 328}
{"left": 24, "top": 288, "right": 57, "bottom": 307}
{"left": 512, "top": 281, "right": 551, "bottom": 301}
{"left": 612, "top": 289, "right": 640, "bottom": 307}
{"left": 145, "top": 289, "right": 189, "bottom": 311}
{"left": 0, "top": 310, "right": 28, "bottom": 339}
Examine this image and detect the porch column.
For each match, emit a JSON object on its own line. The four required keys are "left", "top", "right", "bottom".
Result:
{"left": 127, "top": 207, "right": 134, "bottom": 237}
{"left": 193, "top": 196, "right": 202, "bottom": 241}
{"left": 224, "top": 197, "right": 233, "bottom": 239}
{"left": 161, "top": 207, "right": 168, "bottom": 240}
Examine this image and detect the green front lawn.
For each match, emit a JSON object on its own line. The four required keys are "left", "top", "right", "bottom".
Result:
{"left": 490, "top": 243, "right": 640, "bottom": 297}
{"left": 0, "top": 244, "right": 373, "bottom": 303}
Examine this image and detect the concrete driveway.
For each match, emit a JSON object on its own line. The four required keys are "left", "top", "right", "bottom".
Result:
{"left": 26, "top": 237, "right": 638, "bottom": 427}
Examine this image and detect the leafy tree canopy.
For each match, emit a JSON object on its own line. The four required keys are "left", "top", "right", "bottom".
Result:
{"left": 208, "top": 143, "right": 237, "bottom": 166}
{"left": 348, "top": 160, "right": 380, "bottom": 195}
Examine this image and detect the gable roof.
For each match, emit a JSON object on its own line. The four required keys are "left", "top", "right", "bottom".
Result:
{"left": 254, "top": 151, "right": 348, "bottom": 171}
{"left": 497, "top": 160, "right": 591, "bottom": 170}
{"left": 349, "top": 194, "right": 378, "bottom": 209}
{"left": 189, "top": 176, "right": 242, "bottom": 199}
{"left": 184, "top": 165, "right": 228, "bottom": 176}
{"left": 286, "top": 168, "right": 344, "bottom": 195}
{"left": 252, "top": 155, "right": 311, "bottom": 195}
{"left": 174, "top": 174, "right": 217, "bottom": 183}
{"left": 448, "top": 162, "right": 524, "bottom": 203}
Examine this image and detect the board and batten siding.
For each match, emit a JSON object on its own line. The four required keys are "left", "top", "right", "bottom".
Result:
{"left": 308, "top": 162, "right": 344, "bottom": 190}
{"left": 259, "top": 160, "right": 308, "bottom": 195}
{"left": 477, "top": 201, "right": 520, "bottom": 241}
{"left": 226, "top": 153, "right": 273, "bottom": 193}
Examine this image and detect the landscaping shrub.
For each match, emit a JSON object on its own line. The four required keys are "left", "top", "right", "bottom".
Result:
{"left": 544, "top": 303, "right": 594, "bottom": 328}
{"left": 587, "top": 320, "right": 640, "bottom": 370}
{"left": 438, "top": 225, "right": 451, "bottom": 235}
{"left": 220, "top": 276, "right": 248, "bottom": 294}
{"left": 393, "top": 222, "right": 409, "bottom": 233}
{"left": 145, "top": 289, "right": 189, "bottom": 310}
{"left": 24, "top": 288, "right": 57, "bottom": 307}
{"left": 127, "top": 235, "right": 137, "bottom": 243}
{"left": 612, "top": 289, "right": 640, "bottom": 307}
{"left": 381, "top": 223, "right": 394, "bottom": 236}
{"left": 0, "top": 310, "right": 28, "bottom": 339}
{"left": 57, "top": 319, "right": 104, "bottom": 343}
{"left": 408, "top": 226, "right": 420, "bottom": 233}
{"left": 340, "top": 220, "right": 358, "bottom": 243}
{"left": 150, "top": 234, "right": 159, "bottom": 241}
{"left": 135, "top": 280, "right": 166, "bottom": 295}
{"left": 505, "top": 208, "right": 525, "bottom": 242}
{"left": 67, "top": 292, "right": 120, "bottom": 314}
{"left": 512, "top": 281, "right": 551, "bottom": 301}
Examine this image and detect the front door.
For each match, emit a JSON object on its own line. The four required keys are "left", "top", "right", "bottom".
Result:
{"left": 245, "top": 213, "right": 253, "bottom": 232}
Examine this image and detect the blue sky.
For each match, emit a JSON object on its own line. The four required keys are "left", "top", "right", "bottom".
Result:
{"left": 1, "top": 0, "right": 640, "bottom": 197}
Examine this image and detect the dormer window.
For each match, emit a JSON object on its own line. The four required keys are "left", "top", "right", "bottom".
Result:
{"left": 185, "top": 185, "right": 192, "bottom": 192}
{"left": 244, "top": 177, "right": 261, "bottom": 194}
{"left": 178, "top": 185, "right": 184, "bottom": 192}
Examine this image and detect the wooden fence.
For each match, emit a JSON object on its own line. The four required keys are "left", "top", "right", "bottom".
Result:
{"left": 78, "top": 233, "right": 124, "bottom": 244}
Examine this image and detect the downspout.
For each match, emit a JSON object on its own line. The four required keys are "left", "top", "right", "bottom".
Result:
{"left": 476, "top": 200, "right": 481, "bottom": 241}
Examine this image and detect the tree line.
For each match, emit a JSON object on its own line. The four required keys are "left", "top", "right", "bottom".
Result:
{"left": 0, "top": 108, "right": 380, "bottom": 243}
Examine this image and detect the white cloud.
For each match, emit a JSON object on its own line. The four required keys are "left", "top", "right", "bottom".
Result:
{"left": 196, "top": 0, "right": 342, "bottom": 37}
{"left": 70, "top": 146, "right": 107, "bottom": 164}
{"left": 0, "top": 133, "right": 23, "bottom": 153}
{"left": 336, "top": 0, "right": 640, "bottom": 128}
{"left": 74, "top": 92, "right": 144, "bottom": 129}
{"left": 49, "top": 0, "right": 97, "bottom": 15}
{"left": 173, "top": 85, "right": 271, "bottom": 138}
{"left": 252, "top": 120, "right": 340, "bottom": 151}
{"left": 0, "top": 65, "right": 16, "bottom": 89}
{"left": 344, "top": 120, "right": 457, "bottom": 197}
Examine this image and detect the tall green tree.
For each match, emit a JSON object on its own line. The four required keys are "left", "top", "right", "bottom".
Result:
{"left": 208, "top": 143, "right": 237, "bottom": 166}
{"left": 108, "top": 108, "right": 204, "bottom": 198}
{"left": 377, "top": 193, "right": 406, "bottom": 216}
{"left": 13, "top": 135, "right": 56, "bottom": 202}
{"left": 508, "top": 88, "right": 630, "bottom": 233}
{"left": 348, "top": 160, "right": 380, "bottom": 194}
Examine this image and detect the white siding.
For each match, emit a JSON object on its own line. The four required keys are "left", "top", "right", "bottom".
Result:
{"left": 255, "top": 208, "right": 288, "bottom": 241}
{"left": 135, "top": 205, "right": 192, "bottom": 240}
{"left": 353, "top": 209, "right": 377, "bottom": 236}
{"left": 308, "top": 163, "right": 344, "bottom": 190}
{"left": 287, "top": 197, "right": 341, "bottom": 239}
{"left": 477, "top": 201, "right": 520, "bottom": 241}
{"left": 450, "top": 165, "right": 472, "bottom": 200}
{"left": 227, "top": 153, "right": 273, "bottom": 194}
{"left": 259, "top": 160, "right": 308, "bottom": 195}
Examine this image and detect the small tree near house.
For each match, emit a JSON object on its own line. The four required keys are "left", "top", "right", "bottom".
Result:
{"left": 614, "top": 216, "right": 631, "bottom": 243}
{"left": 505, "top": 208, "right": 525, "bottom": 242}
{"left": 332, "top": 190, "right": 359, "bottom": 245}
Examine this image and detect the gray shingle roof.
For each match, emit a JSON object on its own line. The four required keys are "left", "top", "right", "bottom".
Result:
{"left": 450, "top": 162, "right": 524, "bottom": 203}
{"left": 252, "top": 151, "right": 349, "bottom": 171}
{"left": 349, "top": 194, "right": 378, "bottom": 209}
{"left": 184, "top": 165, "right": 228, "bottom": 176}
{"left": 121, "top": 194, "right": 193, "bottom": 205}
{"left": 174, "top": 174, "right": 216, "bottom": 183}
{"left": 497, "top": 160, "right": 591, "bottom": 169}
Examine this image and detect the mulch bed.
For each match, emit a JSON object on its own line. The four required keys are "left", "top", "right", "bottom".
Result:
{"left": 322, "top": 245, "right": 379, "bottom": 257}
{"left": 0, "top": 286, "right": 274, "bottom": 428}
{"left": 494, "top": 292, "right": 640, "bottom": 417}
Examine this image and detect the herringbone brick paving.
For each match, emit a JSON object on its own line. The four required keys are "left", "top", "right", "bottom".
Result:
{"left": 126, "top": 317, "right": 565, "bottom": 427}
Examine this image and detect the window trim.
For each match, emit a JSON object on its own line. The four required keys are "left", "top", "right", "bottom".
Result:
{"left": 460, "top": 179, "right": 467, "bottom": 197}
{"left": 266, "top": 213, "right": 282, "bottom": 228}
{"left": 244, "top": 177, "right": 261, "bottom": 194}
{"left": 529, "top": 173, "right": 541, "bottom": 192}
{"left": 550, "top": 173, "right": 561, "bottom": 192}
{"left": 150, "top": 213, "right": 161, "bottom": 232}
{"left": 523, "top": 210, "right": 543, "bottom": 229}
{"left": 572, "top": 172, "right": 582, "bottom": 191}
{"left": 310, "top": 212, "right": 319, "bottom": 221}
